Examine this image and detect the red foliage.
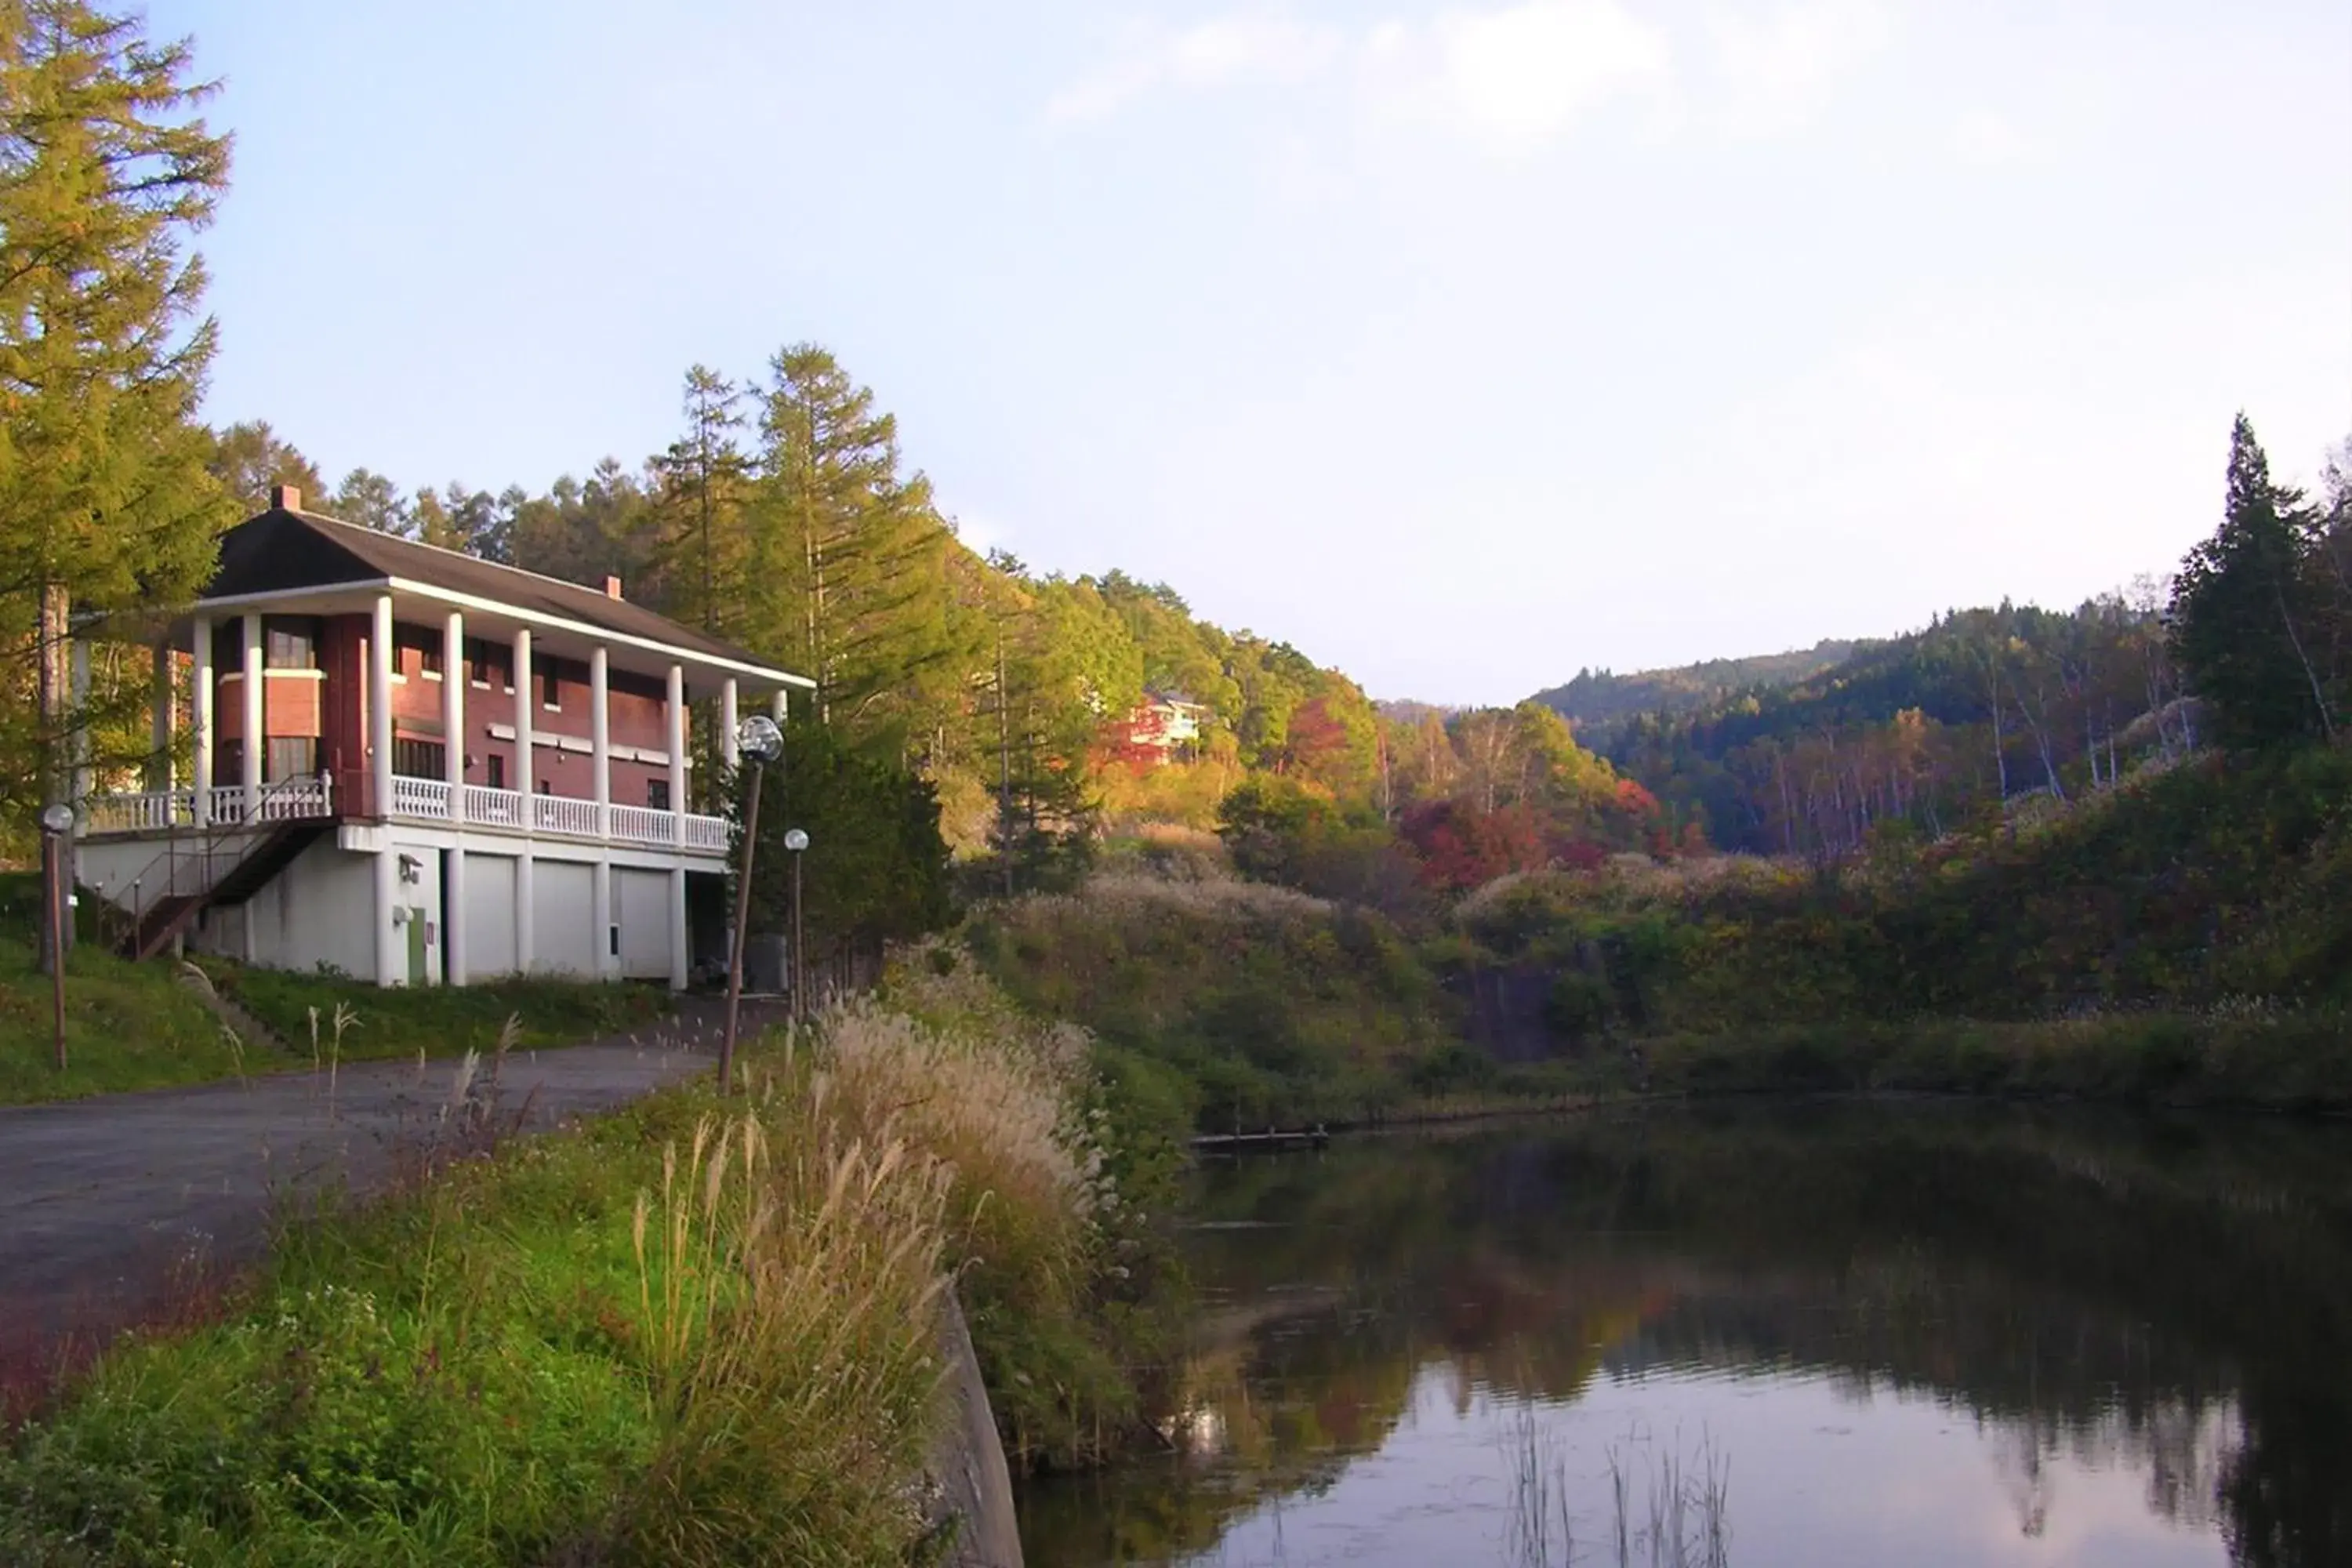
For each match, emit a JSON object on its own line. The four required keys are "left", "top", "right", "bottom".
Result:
{"left": 1551, "top": 838, "right": 1608, "bottom": 873}
{"left": 1284, "top": 698, "right": 1355, "bottom": 782}
{"left": 1613, "top": 778, "right": 1661, "bottom": 816}
{"left": 1400, "top": 800, "right": 1548, "bottom": 893}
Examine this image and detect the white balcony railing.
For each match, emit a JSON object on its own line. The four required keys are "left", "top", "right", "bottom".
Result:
{"left": 85, "top": 789, "right": 194, "bottom": 834}
{"left": 84, "top": 777, "right": 336, "bottom": 835}
{"left": 609, "top": 804, "right": 672, "bottom": 846}
{"left": 389, "top": 775, "right": 452, "bottom": 821}
{"left": 532, "top": 793, "right": 599, "bottom": 838}
{"left": 88, "top": 775, "right": 728, "bottom": 858}
{"left": 462, "top": 783, "right": 527, "bottom": 829}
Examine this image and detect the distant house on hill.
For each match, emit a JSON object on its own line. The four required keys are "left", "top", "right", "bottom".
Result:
{"left": 74, "top": 487, "right": 811, "bottom": 989}
{"left": 1114, "top": 691, "right": 1207, "bottom": 764}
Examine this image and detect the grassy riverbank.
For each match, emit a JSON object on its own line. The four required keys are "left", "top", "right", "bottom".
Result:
{"left": 0, "top": 953, "right": 1176, "bottom": 1564}
{"left": 972, "top": 748, "right": 2352, "bottom": 1122}
{"left": 0, "top": 870, "right": 663, "bottom": 1104}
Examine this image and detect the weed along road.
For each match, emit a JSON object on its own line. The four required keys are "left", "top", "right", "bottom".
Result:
{"left": 0, "top": 1003, "right": 764, "bottom": 1356}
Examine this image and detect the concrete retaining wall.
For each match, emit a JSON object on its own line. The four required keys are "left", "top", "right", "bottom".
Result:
{"left": 927, "top": 1290, "right": 1024, "bottom": 1567}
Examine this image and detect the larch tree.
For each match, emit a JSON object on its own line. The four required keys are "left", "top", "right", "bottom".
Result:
{"left": 748, "top": 344, "right": 968, "bottom": 738}
{"left": 0, "top": 1, "right": 234, "bottom": 843}
{"left": 651, "top": 365, "right": 751, "bottom": 637}
{"left": 205, "top": 419, "right": 321, "bottom": 513}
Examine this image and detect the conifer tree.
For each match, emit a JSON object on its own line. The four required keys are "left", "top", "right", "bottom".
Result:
{"left": 651, "top": 365, "right": 750, "bottom": 636}
{"left": 2172, "top": 415, "right": 2334, "bottom": 749}
{"left": 205, "top": 420, "right": 322, "bottom": 513}
{"left": 0, "top": 2, "right": 234, "bottom": 838}
{"left": 748, "top": 344, "right": 971, "bottom": 738}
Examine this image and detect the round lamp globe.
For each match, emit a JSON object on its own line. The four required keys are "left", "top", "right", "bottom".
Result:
{"left": 736, "top": 714, "right": 785, "bottom": 765}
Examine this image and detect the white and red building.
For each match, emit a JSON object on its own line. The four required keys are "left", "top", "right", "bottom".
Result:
{"left": 75, "top": 488, "right": 810, "bottom": 989}
{"left": 1116, "top": 691, "right": 1206, "bottom": 762}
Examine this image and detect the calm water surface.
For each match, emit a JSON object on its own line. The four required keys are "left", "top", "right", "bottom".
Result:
{"left": 1018, "top": 1102, "right": 2352, "bottom": 1567}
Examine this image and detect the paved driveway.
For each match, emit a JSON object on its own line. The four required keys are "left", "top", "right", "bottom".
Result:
{"left": 0, "top": 998, "right": 775, "bottom": 1356}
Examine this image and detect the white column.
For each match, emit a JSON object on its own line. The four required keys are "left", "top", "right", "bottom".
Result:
{"left": 516, "top": 851, "right": 535, "bottom": 975}
{"left": 593, "top": 860, "right": 614, "bottom": 982}
{"left": 374, "top": 844, "right": 401, "bottom": 986}
{"left": 720, "top": 677, "right": 739, "bottom": 772}
{"left": 443, "top": 610, "right": 465, "bottom": 822}
{"left": 514, "top": 628, "right": 534, "bottom": 810}
{"left": 369, "top": 595, "right": 394, "bottom": 820}
{"left": 241, "top": 613, "right": 263, "bottom": 815}
{"left": 445, "top": 845, "right": 467, "bottom": 986}
{"left": 150, "top": 641, "right": 174, "bottom": 791}
{"left": 590, "top": 648, "right": 613, "bottom": 979}
{"left": 666, "top": 663, "right": 687, "bottom": 844}
{"left": 442, "top": 610, "right": 467, "bottom": 988}
{"left": 590, "top": 644, "right": 610, "bottom": 835}
{"left": 771, "top": 688, "right": 787, "bottom": 721}
{"left": 514, "top": 627, "right": 535, "bottom": 975}
{"left": 191, "top": 617, "right": 213, "bottom": 826}
{"left": 668, "top": 866, "right": 688, "bottom": 991}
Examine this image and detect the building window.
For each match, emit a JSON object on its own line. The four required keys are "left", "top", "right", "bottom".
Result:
{"left": 392, "top": 624, "right": 444, "bottom": 679}
{"left": 391, "top": 737, "right": 446, "bottom": 779}
{"left": 265, "top": 736, "right": 318, "bottom": 782}
{"left": 217, "top": 737, "right": 242, "bottom": 784}
{"left": 540, "top": 666, "right": 562, "bottom": 710}
{"left": 263, "top": 617, "right": 318, "bottom": 670}
{"left": 465, "top": 637, "right": 513, "bottom": 691}
{"left": 648, "top": 779, "right": 671, "bottom": 811}
{"left": 485, "top": 753, "right": 506, "bottom": 790}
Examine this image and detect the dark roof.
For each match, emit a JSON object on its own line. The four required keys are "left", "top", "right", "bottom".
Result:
{"left": 205, "top": 507, "right": 790, "bottom": 675}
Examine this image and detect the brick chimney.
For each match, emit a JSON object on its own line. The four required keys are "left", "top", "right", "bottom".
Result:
{"left": 270, "top": 483, "right": 302, "bottom": 511}
{"left": 602, "top": 575, "right": 623, "bottom": 600}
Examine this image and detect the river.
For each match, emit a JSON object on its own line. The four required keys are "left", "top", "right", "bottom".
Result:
{"left": 1017, "top": 1100, "right": 2351, "bottom": 1567}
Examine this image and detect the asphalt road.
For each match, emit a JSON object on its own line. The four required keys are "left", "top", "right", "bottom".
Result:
{"left": 0, "top": 997, "right": 776, "bottom": 1359}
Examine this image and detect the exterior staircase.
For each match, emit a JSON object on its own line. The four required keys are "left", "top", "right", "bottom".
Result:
{"left": 116, "top": 820, "right": 329, "bottom": 961}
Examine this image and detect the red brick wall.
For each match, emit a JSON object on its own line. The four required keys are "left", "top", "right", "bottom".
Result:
{"left": 209, "top": 612, "right": 691, "bottom": 814}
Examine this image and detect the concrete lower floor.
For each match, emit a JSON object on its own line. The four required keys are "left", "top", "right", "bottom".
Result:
{"left": 78, "top": 826, "right": 730, "bottom": 989}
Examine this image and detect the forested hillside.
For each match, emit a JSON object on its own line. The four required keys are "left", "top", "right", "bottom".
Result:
{"left": 1562, "top": 593, "right": 2190, "bottom": 856}
{"left": 1530, "top": 640, "right": 1861, "bottom": 750}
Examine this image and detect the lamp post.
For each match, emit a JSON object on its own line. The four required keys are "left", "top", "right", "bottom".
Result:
{"left": 720, "top": 713, "right": 784, "bottom": 1094}
{"left": 783, "top": 828, "right": 810, "bottom": 1022}
{"left": 39, "top": 803, "right": 74, "bottom": 1070}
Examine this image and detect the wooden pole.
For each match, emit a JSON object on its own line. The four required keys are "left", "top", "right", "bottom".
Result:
{"left": 718, "top": 762, "right": 764, "bottom": 1094}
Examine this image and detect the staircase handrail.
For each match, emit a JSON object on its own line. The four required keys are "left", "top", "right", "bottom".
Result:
{"left": 102, "top": 773, "right": 335, "bottom": 953}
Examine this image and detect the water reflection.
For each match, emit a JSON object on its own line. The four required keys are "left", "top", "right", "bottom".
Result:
{"left": 1018, "top": 1102, "right": 2352, "bottom": 1566}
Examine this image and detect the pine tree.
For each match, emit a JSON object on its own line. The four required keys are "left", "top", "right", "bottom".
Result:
{"left": 2172, "top": 415, "right": 2334, "bottom": 750}
{"left": 0, "top": 2, "right": 234, "bottom": 840}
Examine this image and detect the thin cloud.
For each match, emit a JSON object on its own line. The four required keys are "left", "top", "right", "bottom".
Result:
{"left": 1046, "top": 14, "right": 1342, "bottom": 124}
{"left": 1949, "top": 107, "right": 2031, "bottom": 166}
{"left": 1047, "top": 2, "right": 1892, "bottom": 151}
{"left": 1706, "top": 0, "right": 1890, "bottom": 136}
{"left": 1363, "top": 0, "right": 1674, "bottom": 154}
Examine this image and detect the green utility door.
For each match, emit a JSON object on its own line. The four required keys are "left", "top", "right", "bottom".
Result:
{"left": 407, "top": 909, "right": 430, "bottom": 986}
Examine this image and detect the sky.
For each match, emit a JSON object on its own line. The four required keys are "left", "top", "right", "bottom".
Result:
{"left": 151, "top": 0, "right": 2351, "bottom": 705}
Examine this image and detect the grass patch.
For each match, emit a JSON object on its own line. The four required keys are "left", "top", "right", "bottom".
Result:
{"left": 968, "top": 873, "right": 1472, "bottom": 1131}
{"left": 209, "top": 963, "right": 665, "bottom": 1065}
{"left": 0, "top": 870, "right": 665, "bottom": 1104}
{"left": 0, "top": 932, "right": 270, "bottom": 1105}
